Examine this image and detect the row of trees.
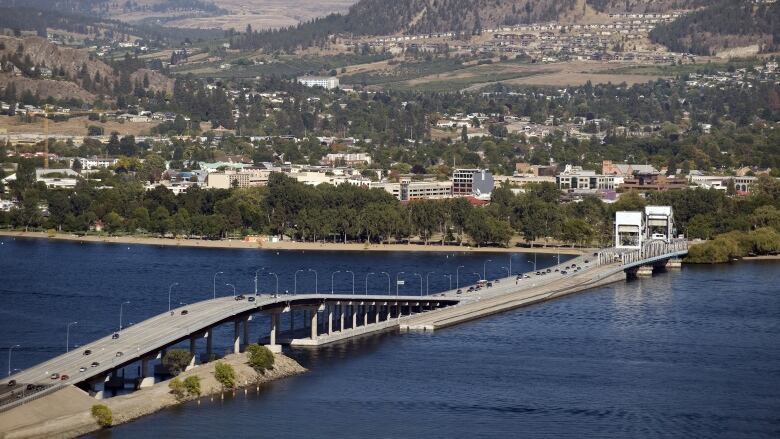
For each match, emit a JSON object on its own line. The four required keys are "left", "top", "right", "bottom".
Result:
{"left": 4, "top": 166, "right": 780, "bottom": 248}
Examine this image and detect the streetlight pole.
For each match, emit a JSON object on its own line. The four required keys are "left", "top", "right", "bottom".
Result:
{"left": 7, "top": 345, "right": 19, "bottom": 377}
{"left": 346, "top": 270, "right": 355, "bottom": 295}
{"left": 331, "top": 271, "right": 341, "bottom": 294}
{"left": 119, "top": 301, "right": 130, "bottom": 331}
{"left": 444, "top": 274, "right": 452, "bottom": 291}
{"left": 268, "top": 273, "right": 279, "bottom": 295}
{"left": 413, "top": 273, "right": 422, "bottom": 296}
{"left": 66, "top": 321, "right": 77, "bottom": 352}
{"left": 168, "top": 282, "right": 179, "bottom": 312}
{"left": 308, "top": 269, "right": 318, "bottom": 294}
{"left": 483, "top": 259, "right": 492, "bottom": 281}
{"left": 294, "top": 269, "right": 304, "bottom": 294}
{"left": 381, "top": 272, "right": 390, "bottom": 294}
{"left": 254, "top": 268, "right": 264, "bottom": 295}
{"left": 365, "top": 272, "right": 375, "bottom": 295}
{"left": 426, "top": 272, "right": 435, "bottom": 295}
{"left": 456, "top": 265, "right": 464, "bottom": 289}
{"left": 395, "top": 272, "right": 405, "bottom": 296}
{"left": 508, "top": 253, "right": 514, "bottom": 276}
{"left": 213, "top": 271, "right": 223, "bottom": 299}
{"left": 226, "top": 283, "right": 236, "bottom": 298}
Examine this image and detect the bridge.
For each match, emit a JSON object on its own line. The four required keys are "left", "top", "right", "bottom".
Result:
{"left": 1, "top": 237, "right": 687, "bottom": 412}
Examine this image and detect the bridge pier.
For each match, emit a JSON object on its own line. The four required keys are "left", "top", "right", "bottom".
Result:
{"left": 310, "top": 309, "right": 318, "bottom": 340}
{"left": 186, "top": 336, "right": 197, "bottom": 371}
{"left": 636, "top": 265, "right": 653, "bottom": 277}
{"left": 139, "top": 356, "right": 155, "bottom": 389}
{"left": 233, "top": 320, "right": 241, "bottom": 354}
{"left": 363, "top": 303, "right": 369, "bottom": 326}
{"left": 666, "top": 258, "right": 682, "bottom": 269}
{"left": 265, "top": 311, "right": 282, "bottom": 354}
{"left": 351, "top": 304, "right": 357, "bottom": 328}
{"left": 205, "top": 329, "right": 213, "bottom": 362}
{"left": 90, "top": 374, "right": 110, "bottom": 399}
{"left": 327, "top": 306, "right": 334, "bottom": 335}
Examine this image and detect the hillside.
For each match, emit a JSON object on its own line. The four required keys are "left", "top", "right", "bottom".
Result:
{"left": 232, "top": 0, "right": 715, "bottom": 52}
{"left": 0, "top": 36, "right": 172, "bottom": 103}
{"left": 649, "top": 0, "right": 780, "bottom": 55}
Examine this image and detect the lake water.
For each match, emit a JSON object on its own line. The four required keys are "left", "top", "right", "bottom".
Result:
{"left": 1, "top": 238, "right": 778, "bottom": 438}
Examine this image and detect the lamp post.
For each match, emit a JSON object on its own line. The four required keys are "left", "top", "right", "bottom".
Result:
{"left": 331, "top": 271, "right": 341, "bottom": 294}
{"left": 66, "top": 321, "right": 77, "bottom": 353}
{"left": 456, "top": 265, "right": 464, "bottom": 289}
{"left": 508, "top": 253, "right": 515, "bottom": 276}
{"left": 268, "top": 272, "right": 279, "bottom": 295}
{"left": 345, "top": 270, "right": 355, "bottom": 295}
{"left": 308, "top": 269, "right": 318, "bottom": 294}
{"left": 7, "top": 345, "right": 19, "bottom": 377}
{"left": 380, "top": 272, "right": 390, "bottom": 294}
{"left": 365, "top": 272, "right": 375, "bottom": 295}
{"left": 483, "top": 259, "right": 492, "bottom": 281}
{"left": 119, "top": 301, "right": 130, "bottom": 331}
{"left": 426, "top": 272, "right": 435, "bottom": 295}
{"left": 413, "top": 273, "right": 422, "bottom": 296}
{"left": 226, "top": 283, "right": 236, "bottom": 298}
{"left": 294, "top": 269, "right": 304, "bottom": 294}
{"left": 444, "top": 274, "right": 452, "bottom": 291}
{"left": 395, "top": 272, "right": 405, "bottom": 296}
{"left": 168, "top": 282, "right": 179, "bottom": 312}
{"left": 254, "top": 268, "right": 264, "bottom": 295}
{"left": 213, "top": 271, "right": 223, "bottom": 299}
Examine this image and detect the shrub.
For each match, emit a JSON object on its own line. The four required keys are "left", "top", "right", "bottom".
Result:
{"left": 183, "top": 375, "right": 201, "bottom": 397}
{"left": 162, "top": 349, "right": 192, "bottom": 376}
{"left": 91, "top": 404, "right": 113, "bottom": 428}
{"left": 246, "top": 343, "right": 275, "bottom": 374}
{"left": 168, "top": 377, "right": 186, "bottom": 400}
{"left": 214, "top": 361, "right": 236, "bottom": 390}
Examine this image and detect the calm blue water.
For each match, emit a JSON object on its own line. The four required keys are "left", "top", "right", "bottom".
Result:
{"left": 1, "top": 238, "right": 779, "bottom": 438}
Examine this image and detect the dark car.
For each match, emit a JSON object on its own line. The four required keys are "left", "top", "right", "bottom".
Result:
{"left": 116, "top": 351, "right": 123, "bottom": 357}
{"left": 112, "top": 333, "right": 120, "bottom": 340}
{"left": 50, "top": 373, "right": 60, "bottom": 380}
{"left": 247, "top": 296, "right": 256, "bottom": 302}
{"left": 561, "top": 270, "right": 568, "bottom": 275}
{"left": 535, "top": 271, "right": 541, "bottom": 275}
{"left": 467, "top": 286, "right": 475, "bottom": 292}
{"left": 235, "top": 294, "right": 245, "bottom": 301}
{"left": 546, "top": 268, "right": 552, "bottom": 273}
{"left": 486, "top": 282, "right": 493, "bottom": 288}
{"left": 181, "top": 309, "right": 188, "bottom": 315}
{"left": 83, "top": 349, "right": 92, "bottom": 356}
{"left": 60, "top": 375, "right": 69, "bottom": 381}
{"left": 26, "top": 384, "right": 35, "bottom": 391}
{"left": 7, "top": 380, "right": 16, "bottom": 387}
{"left": 91, "top": 361, "right": 99, "bottom": 367}
{"left": 584, "top": 260, "right": 590, "bottom": 264}
{"left": 456, "top": 289, "right": 463, "bottom": 294}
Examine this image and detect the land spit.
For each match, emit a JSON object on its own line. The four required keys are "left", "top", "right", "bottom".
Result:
{"left": 0, "top": 231, "right": 588, "bottom": 255}
{"left": 0, "top": 353, "right": 306, "bottom": 439}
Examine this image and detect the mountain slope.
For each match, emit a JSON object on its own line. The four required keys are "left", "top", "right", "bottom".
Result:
{"left": 649, "top": 0, "right": 780, "bottom": 55}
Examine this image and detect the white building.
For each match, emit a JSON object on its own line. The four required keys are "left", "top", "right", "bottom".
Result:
{"left": 297, "top": 76, "right": 340, "bottom": 89}
{"left": 322, "top": 153, "right": 372, "bottom": 166}
{"left": 372, "top": 179, "right": 453, "bottom": 201}
{"left": 206, "top": 169, "right": 272, "bottom": 189}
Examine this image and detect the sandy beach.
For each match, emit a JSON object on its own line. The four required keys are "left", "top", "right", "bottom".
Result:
{"left": 0, "top": 231, "right": 591, "bottom": 255}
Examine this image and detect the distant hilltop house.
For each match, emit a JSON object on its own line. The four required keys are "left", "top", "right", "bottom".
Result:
{"left": 601, "top": 160, "right": 657, "bottom": 177}
{"left": 297, "top": 76, "right": 340, "bottom": 90}
{"left": 322, "top": 153, "right": 372, "bottom": 166}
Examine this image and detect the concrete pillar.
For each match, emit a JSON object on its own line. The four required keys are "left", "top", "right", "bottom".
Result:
{"left": 386, "top": 304, "right": 392, "bottom": 321}
{"left": 339, "top": 304, "right": 345, "bottom": 331}
{"left": 243, "top": 316, "right": 250, "bottom": 348}
{"left": 139, "top": 356, "right": 155, "bottom": 388}
{"left": 363, "top": 304, "right": 369, "bottom": 326}
{"left": 637, "top": 265, "right": 653, "bottom": 277}
{"left": 351, "top": 304, "right": 357, "bottom": 328}
{"left": 666, "top": 258, "right": 682, "bottom": 269}
{"left": 375, "top": 304, "right": 380, "bottom": 324}
{"left": 186, "top": 336, "right": 197, "bottom": 371}
{"left": 266, "top": 312, "right": 281, "bottom": 353}
{"left": 91, "top": 374, "right": 110, "bottom": 399}
{"left": 205, "top": 329, "right": 213, "bottom": 361}
{"left": 310, "top": 309, "right": 318, "bottom": 340}
{"left": 233, "top": 320, "right": 241, "bottom": 354}
{"left": 328, "top": 306, "right": 334, "bottom": 335}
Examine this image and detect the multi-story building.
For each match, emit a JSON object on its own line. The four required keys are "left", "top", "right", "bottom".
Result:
{"left": 371, "top": 179, "right": 453, "bottom": 201}
{"left": 620, "top": 172, "right": 688, "bottom": 191}
{"left": 206, "top": 169, "right": 272, "bottom": 189}
{"left": 555, "top": 165, "right": 618, "bottom": 191}
{"left": 297, "top": 76, "right": 340, "bottom": 89}
{"left": 452, "top": 169, "right": 494, "bottom": 197}
{"left": 601, "top": 160, "right": 657, "bottom": 177}
{"left": 322, "top": 153, "right": 372, "bottom": 166}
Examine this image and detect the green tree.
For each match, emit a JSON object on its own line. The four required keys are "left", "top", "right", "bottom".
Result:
{"left": 246, "top": 343, "right": 275, "bottom": 374}
{"left": 183, "top": 376, "right": 201, "bottom": 397}
{"left": 91, "top": 404, "right": 113, "bottom": 428}
{"left": 214, "top": 361, "right": 236, "bottom": 391}
{"left": 162, "top": 349, "right": 192, "bottom": 376}
{"left": 168, "top": 377, "right": 186, "bottom": 400}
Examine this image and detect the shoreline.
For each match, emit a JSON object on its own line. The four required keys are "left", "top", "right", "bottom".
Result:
{"left": 0, "top": 231, "right": 590, "bottom": 255}
{"left": 0, "top": 352, "right": 306, "bottom": 439}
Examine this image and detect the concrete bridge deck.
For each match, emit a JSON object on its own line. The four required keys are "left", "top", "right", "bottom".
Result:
{"left": 1, "top": 240, "right": 687, "bottom": 412}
